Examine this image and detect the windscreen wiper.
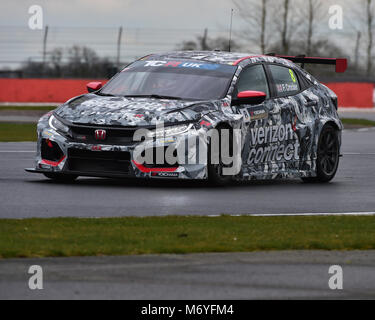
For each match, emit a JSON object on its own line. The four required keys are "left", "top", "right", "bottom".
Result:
{"left": 95, "top": 92, "right": 116, "bottom": 97}
{"left": 124, "top": 94, "right": 182, "bottom": 100}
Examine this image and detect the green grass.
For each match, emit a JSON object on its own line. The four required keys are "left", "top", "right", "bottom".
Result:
{"left": 0, "top": 123, "right": 37, "bottom": 142}
{"left": 342, "top": 118, "right": 375, "bottom": 127}
{"left": 0, "top": 215, "right": 375, "bottom": 258}
{"left": 0, "top": 118, "right": 373, "bottom": 142}
{"left": 0, "top": 106, "right": 56, "bottom": 111}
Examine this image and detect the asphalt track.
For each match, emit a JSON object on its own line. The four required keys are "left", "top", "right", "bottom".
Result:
{"left": 0, "top": 128, "right": 374, "bottom": 218}
{"left": 1, "top": 128, "right": 375, "bottom": 300}
{"left": 1, "top": 251, "right": 375, "bottom": 299}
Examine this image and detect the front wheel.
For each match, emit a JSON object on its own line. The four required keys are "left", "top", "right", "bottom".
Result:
{"left": 43, "top": 173, "right": 78, "bottom": 182}
{"left": 302, "top": 124, "right": 340, "bottom": 183}
{"left": 208, "top": 126, "right": 234, "bottom": 185}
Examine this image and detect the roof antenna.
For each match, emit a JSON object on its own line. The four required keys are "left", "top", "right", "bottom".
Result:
{"left": 228, "top": 8, "right": 234, "bottom": 52}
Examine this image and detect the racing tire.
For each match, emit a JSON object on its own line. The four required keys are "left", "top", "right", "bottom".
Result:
{"left": 208, "top": 126, "right": 234, "bottom": 185}
{"left": 43, "top": 173, "right": 78, "bottom": 182}
{"left": 302, "top": 124, "right": 339, "bottom": 183}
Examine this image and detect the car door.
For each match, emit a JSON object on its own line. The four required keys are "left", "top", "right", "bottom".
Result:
{"left": 264, "top": 63, "right": 304, "bottom": 174}
{"left": 231, "top": 63, "right": 274, "bottom": 177}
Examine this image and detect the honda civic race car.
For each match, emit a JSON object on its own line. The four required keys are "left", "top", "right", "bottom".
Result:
{"left": 26, "top": 51, "right": 347, "bottom": 184}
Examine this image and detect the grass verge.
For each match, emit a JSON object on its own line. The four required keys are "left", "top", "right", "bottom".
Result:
{"left": 0, "top": 123, "right": 37, "bottom": 142}
{"left": 0, "top": 215, "right": 374, "bottom": 258}
{"left": 341, "top": 118, "right": 375, "bottom": 127}
{"left": 0, "top": 118, "right": 374, "bottom": 142}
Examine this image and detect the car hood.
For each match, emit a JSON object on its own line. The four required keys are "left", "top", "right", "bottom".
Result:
{"left": 55, "top": 94, "right": 219, "bottom": 127}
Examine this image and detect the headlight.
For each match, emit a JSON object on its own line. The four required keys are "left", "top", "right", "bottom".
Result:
{"left": 149, "top": 123, "right": 193, "bottom": 138}
{"left": 48, "top": 115, "right": 69, "bottom": 134}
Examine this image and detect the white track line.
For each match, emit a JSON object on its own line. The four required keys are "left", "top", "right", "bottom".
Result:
{"left": 0, "top": 151, "right": 34, "bottom": 153}
{"left": 208, "top": 212, "right": 375, "bottom": 217}
{"left": 338, "top": 108, "right": 375, "bottom": 112}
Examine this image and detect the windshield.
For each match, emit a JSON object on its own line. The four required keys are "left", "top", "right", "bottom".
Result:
{"left": 100, "top": 60, "right": 237, "bottom": 100}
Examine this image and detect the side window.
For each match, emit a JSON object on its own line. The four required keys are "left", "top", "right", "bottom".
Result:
{"left": 268, "top": 65, "right": 300, "bottom": 97}
{"left": 297, "top": 70, "right": 314, "bottom": 89}
{"left": 233, "top": 64, "right": 270, "bottom": 98}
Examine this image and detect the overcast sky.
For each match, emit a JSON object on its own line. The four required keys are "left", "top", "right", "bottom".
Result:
{"left": 0, "top": 0, "right": 366, "bottom": 69}
{"left": 1, "top": 0, "right": 236, "bottom": 29}
{"left": 0, "top": 0, "right": 242, "bottom": 68}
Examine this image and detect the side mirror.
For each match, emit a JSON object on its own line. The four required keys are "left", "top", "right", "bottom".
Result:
{"left": 233, "top": 90, "right": 267, "bottom": 105}
{"left": 86, "top": 81, "right": 103, "bottom": 93}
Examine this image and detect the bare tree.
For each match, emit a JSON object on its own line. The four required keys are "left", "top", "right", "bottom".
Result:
{"left": 260, "top": 0, "right": 267, "bottom": 53}
{"left": 302, "top": 0, "right": 326, "bottom": 56}
{"left": 50, "top": 48, "right": 63, "bottom": 77}
{"left": 354, "top": 31, "right": 362, "bottom": 70}
{"left": 177, "top": 29, "right": 241, "bottom": 52}
{"left": 199, "top": 29, "right": 210, "bottom": 51}
{"left": 366, "top": 0, "right": 374, "bottom": 75}
{"left": 179, "top": 40, "right": 198, "bottom": 51}
{"left": 233, "top": 0, "right": 269, "bottom": 53}
{"left": 306, "top": 0, "right": 314, "bottom": 55}
{"left": 269, "top": 0, "right": 301, "bottom": 54}
{"left": 345, "top": 0, "right": 374, "bottom": 74}
{"left": 22, "top": 45, "right": 116, "bottom": 78}
{"left": 281, "top": 0, "right": 290, "bottom": 53}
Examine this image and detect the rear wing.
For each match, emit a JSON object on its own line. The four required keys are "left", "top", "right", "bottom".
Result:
{"left": 266, "top": 54, "right": 348, "bottom": 73}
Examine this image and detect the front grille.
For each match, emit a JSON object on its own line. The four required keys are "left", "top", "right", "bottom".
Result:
{"left": 69, "top": 125, "right": 139, "bottom": 145}
{"left": 68, "top": 148, "right": 131, "bottom": 160}
{"left": 67, "top": 148, "right": 131, "bottom": 174}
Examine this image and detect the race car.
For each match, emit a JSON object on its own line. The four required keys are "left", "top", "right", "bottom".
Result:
{"left": 25, "top": 51, "right": 347, "bottom": 184}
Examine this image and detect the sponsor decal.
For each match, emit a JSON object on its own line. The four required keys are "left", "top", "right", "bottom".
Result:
{"left": 91, "top": 145, "right": 102, "bottom": 151}
{"left": 143, "top": 60, "right": 220, "bottom": 70}
{"left": 76, "top": 134, "right": 87, "bottom": 140}
{"left": 239, "top": 107, "right": 268, "bottom": 122}
{"left": 239, "top": 108, "right": 251, "bottom": 123}
{"left": 250, "top": 108, "right": 268, "bottom": 121}
{"left": 158, "top": 137, "right": 176, "bottom": 144}
{"left": 151, "top": 172, "right": 179, "bottom": 178}
{"left": 248, "top": 123, "right": 300, "bottom": 165}
{"left": 200, "top": 120, "right": 212, "bottom": 127}
{"left": 42, "top": 130, "right": 53, "bottom": 137}
{"left": 289, "top": 69, "right": 297, "bottom": 83}
{"left": 276, "top": 83, "right": 299, "bottom": 93}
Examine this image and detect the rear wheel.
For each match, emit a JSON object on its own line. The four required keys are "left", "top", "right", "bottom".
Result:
{"left": 43, "top": 173, "right": 78, "bottom": 182}
{"left": 302, "top": 124, "right": 339, "bottom": 183}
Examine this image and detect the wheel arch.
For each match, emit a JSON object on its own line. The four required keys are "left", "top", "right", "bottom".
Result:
{"left": 214, "top": 121, "right": 233, "bottom": 130}
{"left": 314, "top": 119, "right": 342, "bottom": 151}
{"left": 323, "top": 120, "right": 341, "bottom": 132}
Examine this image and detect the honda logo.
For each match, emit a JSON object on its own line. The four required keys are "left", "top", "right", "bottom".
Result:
{"left": 95, "top": 129, "right": 106, "bottom": 141}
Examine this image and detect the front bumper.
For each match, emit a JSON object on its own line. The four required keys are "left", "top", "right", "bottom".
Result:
{"left": 27, "top": 125, "right": 209, "bottom": 180}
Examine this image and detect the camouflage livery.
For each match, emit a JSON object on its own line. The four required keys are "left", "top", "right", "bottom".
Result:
{"left": 27, "top": 51, "right": 343, "bottom": 181}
